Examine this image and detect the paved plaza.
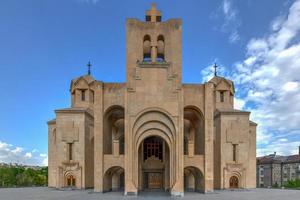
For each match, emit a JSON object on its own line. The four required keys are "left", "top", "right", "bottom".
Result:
{"left": 0, "top": 187, "right": 300, "bottom": 200}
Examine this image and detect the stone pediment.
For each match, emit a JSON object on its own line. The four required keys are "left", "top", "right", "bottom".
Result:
{"left": 70, "top": 75, "right": 95, "bottom": 92}
{"left": 209, "top": 76, "right": 235, "bottom": 94}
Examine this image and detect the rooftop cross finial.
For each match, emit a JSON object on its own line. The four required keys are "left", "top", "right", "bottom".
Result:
{"left": 87, "top": 61, "right": 92, "bottom": 75}
{"left": 146, "top": 3, "right": 161, "bottom": 22}
{"left": 214, "top": 63, "right": 218, "bottom": 76}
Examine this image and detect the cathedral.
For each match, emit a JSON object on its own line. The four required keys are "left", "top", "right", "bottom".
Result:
{"left": 47, "top": 4, "right": 257, "bottom": 196}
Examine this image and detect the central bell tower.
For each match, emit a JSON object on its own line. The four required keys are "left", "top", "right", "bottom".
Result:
{"left": 126, "top": 3, "right": 182, "bottom": 89}
{"left": 124, "top": 4, "right": 184, "bottom": 196}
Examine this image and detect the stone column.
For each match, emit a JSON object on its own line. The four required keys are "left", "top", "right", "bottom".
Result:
{"left": 124, "top": 93, "right": 138, "bottom": 195}
{"left": 171, "top": 90, "right": 184, "bottom": 197}
{"left": 94, "top": 82, "right": 104, "bottom": 192}
{"left": 151, "top": 46, "right": 157, "bottom": 62}
{"left": 204, "top": 83, "right": 214, "bottom": 192}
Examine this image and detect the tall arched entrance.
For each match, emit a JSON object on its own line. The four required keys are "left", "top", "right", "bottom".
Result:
{"left": 138, "top": 135, "right": 170, "bottom": 191}
{"left": 131, "top": 109, "right": 176, "bottom": 194}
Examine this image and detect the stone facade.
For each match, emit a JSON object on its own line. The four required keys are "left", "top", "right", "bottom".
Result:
{"left": 47, "top": 4, "right": 257, "bottom": 196}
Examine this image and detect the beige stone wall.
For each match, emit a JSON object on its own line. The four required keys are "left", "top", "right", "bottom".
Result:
{"left": 214, "top": 111, "right": 257, "bottom": 189}
{"left": 48, "top": 75, "right": 257, "bottom": 194}
{"left": 47, "top": 121, "right": 57, "bottom": 187}
{"left": 48, "top": 109, "right": 94, "bottom": 189}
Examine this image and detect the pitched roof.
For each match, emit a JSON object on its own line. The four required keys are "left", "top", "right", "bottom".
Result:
{"left": 257, "top": 154, "right": 300, "bottom": 164}
{"left": 208, "top": 76, "right": 235, "bottom": 93}
{"left": 285, "top": 155, "right": 300, "bottom": 163}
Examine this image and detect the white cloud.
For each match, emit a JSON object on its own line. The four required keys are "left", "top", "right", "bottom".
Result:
{"left": 282, "top": 81, "right": 299, "bottom": 92}
{"left": 0, "top": 140, "right": 47, "bottom": 166}
{"left": 203, "top": 0, "right": 300, "bottom": 156}
{"left": 271, "top": 15, "right": 286, "bottom": 31}
{"left": 25, "top": 152, "right": 32, "bottom": 158}
{"left": 11, "top": 147, "right": 23, "bottom": 154}
{"left": 232, "top": 0, "right": 300, "bottom": 155}
{"left": 257, "top": 140, "right": 299, "bottom": 156}
{"left": 42, "top": 157, "right": 48, "bottom": 166}
{"left": 234, "top": 97, "right": 245, "bottom": 110}
{"left": 229, "top": 31, "right": 240, "bottom": 43}
{"left": 40, "top": 153, "right": 47, "bottom": 157}
{"left": 221, "top": 0, "right": 241, "bottom": 43}
{"left": 32, "top": 149, "right": 38, "bottom": 153}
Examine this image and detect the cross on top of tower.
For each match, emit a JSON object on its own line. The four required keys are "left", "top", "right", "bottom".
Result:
{"left": 87, "top": 61, "right": 92, "bottom": 75}
{"left": 214, "top": 63, "right": 218, "bottom": 76}
{"left": 146, "top": 3, "right": 162, "bottom": 22}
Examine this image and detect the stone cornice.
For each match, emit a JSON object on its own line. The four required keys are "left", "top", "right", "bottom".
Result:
{"left": 55, "top": 107, "right": 94, "bottom": 118}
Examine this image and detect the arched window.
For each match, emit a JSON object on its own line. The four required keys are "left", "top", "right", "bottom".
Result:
{"left": 157, "top": 35, "right": 165, "bottom": 62}
{"left": 143, "top": 35, "right": 151, "bottom": 62}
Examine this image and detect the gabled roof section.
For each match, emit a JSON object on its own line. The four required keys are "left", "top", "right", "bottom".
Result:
{"left": 257, "top": 155, "right": 287, "bottom": 164}
{"left": 208, "top": 76, "right": 235, "bottom": 94}
{"left": 70, "top": 75, "right": 95, "bottom": 91}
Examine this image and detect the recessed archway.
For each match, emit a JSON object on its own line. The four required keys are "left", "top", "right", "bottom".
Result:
{"left": 184, "top": 106, "right": 204, "bottom": 156}
{"left": 103, "top": 166, "right": 125, "bottom": 192}
{"left": 138, "top": 135, "right": 170, "bottom": 191}
{"left": 103, "top": 105, "right": 124, "bottom": 155}
{"left": 131, "top": 109, "right": 176, "bottom": 194}
{"left": 64, "top": 172, "right": 76, "bottom": 188}
{"left": 229, "top": 176, "right": 239, "bottom": 189}
{"left": 184, "top": 166, "right": 204, "bottom": 193}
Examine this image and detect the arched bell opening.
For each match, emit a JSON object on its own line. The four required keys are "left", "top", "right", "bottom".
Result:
{"left": 143, "top": 35, "right": 151, "bottom": 62}
{"left": 157, "top": 35, "right": 165, "bottom": 62}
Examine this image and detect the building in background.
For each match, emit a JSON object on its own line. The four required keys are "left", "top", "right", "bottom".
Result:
{"left": 47, "top": 4, "right": 257, "bottom": 196}
{"left": 257, "top": 147, "right": 300, "bottom": 187}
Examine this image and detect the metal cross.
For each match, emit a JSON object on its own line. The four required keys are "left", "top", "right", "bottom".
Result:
{"left": 214, "top": 63, "right": 218, "bottom": 76}
{"left": 87, "top": 61, "right": 92, "bottom": 75}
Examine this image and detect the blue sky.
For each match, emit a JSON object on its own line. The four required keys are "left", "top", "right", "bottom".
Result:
{"left": 0, "top": 0, "right": 299, "bottom": 166}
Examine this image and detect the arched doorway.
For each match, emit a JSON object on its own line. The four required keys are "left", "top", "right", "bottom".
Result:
{"left": 65, "top": 174, "right": 76, "bottom": 188}
{"left": 103, "top": 166, "right": 125, "bottom": 192}
{"left": 184, "top": 166, "right": 204, "bottom": 192}
{"left": 229, "top": 176, "right": 239, "bottom": 188}
{"left": 138, "top": 136, "right": 170, "bottom": 191}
